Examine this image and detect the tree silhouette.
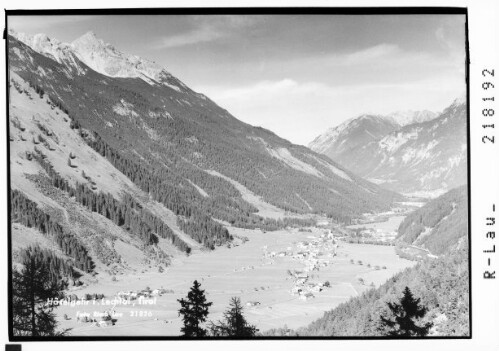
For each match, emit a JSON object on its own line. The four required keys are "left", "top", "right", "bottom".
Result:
{"left": 177, "top": 280, "right": 212, "bottom": 337}
{"left": 380, "top": 286, "right": 433, "bottom": 336}
{"left": 208, "top": 297, "right": 258, "bottom": 337}
{"left": 12, "top": 250, "right": 69, "bottom": 336}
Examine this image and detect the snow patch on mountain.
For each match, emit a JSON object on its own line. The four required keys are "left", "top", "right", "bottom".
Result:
{"left": 267, "top": 147, "right": 323, "bottom": 177}
{"left": 70, "top": 31, "right": 185, "bottom": 90}
{"left": 388, "top": 110, "right": 438, "bottom": 126}
{"left": 148, "top": 109, "right": 172, "bottom": 120}
{"left": 401, "top": 140, "right": 439, "bottom": 164}
{"left": 378, "top": 130, "right": 419, "bottom": 153}
{"left": 419, "top": 166, "right": 448, "bottom": 185}
{"left": 9, "top": 30, "right": 87, "bottom": 76}
{"left": 295, "top": 193, "right": 313, "bottom": 211}
{"left": 308, "top": 117, "right": 355, "bottom": 153}
{"left": 309, "top": 110, "right": 438, "bottom": 154}
{"left": 165, "top": 82, "right": 182, "bottom": 92}
{"left": 309, "top": 155, "right": 352, "bottom": 181}
{"left": 113, "top": 99, "right": 138, "bottom": 118}
{"left": 185, "top": 136, "right": 199, "bottom": 144}
{"left": 452, "top": 94, "right": 467, "bottom": 106}
{"left": 206, "top": 170, "right": 289, "bottom": 219}
{"left": 187, "top": 179, "right": 209, "bottom": 198}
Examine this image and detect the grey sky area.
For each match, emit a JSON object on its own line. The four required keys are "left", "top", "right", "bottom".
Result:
{"left": 10, "top": 14, "right": 466, "bottom": 145}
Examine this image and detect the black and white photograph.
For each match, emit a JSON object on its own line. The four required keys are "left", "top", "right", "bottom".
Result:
{"left": 4, "top": 8, "right": 474, "bottom": 341}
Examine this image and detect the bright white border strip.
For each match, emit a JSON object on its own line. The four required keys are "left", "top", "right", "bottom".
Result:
{"left": 0, "top": 0, "right": 498, "bottom": 350}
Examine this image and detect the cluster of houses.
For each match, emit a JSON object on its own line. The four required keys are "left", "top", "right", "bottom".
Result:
{"left": 76, "top": 310, "right": 114, "bottom": 327}
{"left": 245, "top": 301, "right": 261, "bottom": 307}
{"left": 289, "top": 269, "right": 331, "bottom": 301}
{"left": 291, "top": 232, "right": 339, "bottom": 300}
{"left": 293, "top": 232, "right": 338, "bottom": 264}
{"left": 262, "top": 230, "right": 339, "bottom": 301}
{"left": 352, "top": 227, "right": 397, "bottom": 242}
{"left": 115, "top": 287, "right": 172, "bottom": 300}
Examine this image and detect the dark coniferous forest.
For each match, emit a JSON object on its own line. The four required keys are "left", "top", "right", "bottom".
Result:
{"left": 397, "top": 186, "right": 468, "bottom": 255}
{"left": 10, "top": 189, "right": 93, "bottom": 272}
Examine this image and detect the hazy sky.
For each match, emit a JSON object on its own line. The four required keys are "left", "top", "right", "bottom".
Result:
{"left": 9, "top": 14, "right": 466, "bottom": 145}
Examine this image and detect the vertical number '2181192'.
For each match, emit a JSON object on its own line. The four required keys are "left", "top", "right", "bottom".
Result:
{"left": 482, "top": 68, "right": 495, "bottom": 144}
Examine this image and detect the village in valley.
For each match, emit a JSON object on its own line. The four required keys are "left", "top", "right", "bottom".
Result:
{"left": 56, "top": 211, "right": 417, "bottom": 334}
{"left": 262, "top": 229, "right": 339, "bottom": 301}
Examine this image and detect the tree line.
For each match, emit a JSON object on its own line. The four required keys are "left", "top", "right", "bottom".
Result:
{"left": 10, "top": 189, "right": 93, "bottom": 273}
{"left": 18, "top": 245, "right": 81, "bottom": 286}
{"left": 32, "top": 150, "right": 192, "bottom": 252}
{"left": 177, "top": 280, "right": 258, "bottom": 338}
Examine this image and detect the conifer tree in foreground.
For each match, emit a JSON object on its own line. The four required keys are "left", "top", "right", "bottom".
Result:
{"left": 12, "top": 250, "right": 69, "bottom": 336}
{"left": 380, "top": 286, "right": 433, "bottom": 337}
{"left": 177, "top": 280, "right": 212, "bottom": 337}
{"left": 208, "top": 297, "right": 258, "bottom": 337}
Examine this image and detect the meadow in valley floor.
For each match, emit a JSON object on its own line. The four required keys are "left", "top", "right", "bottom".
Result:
{"left": 53, "top": 222, "right": 414, "bottom": 336}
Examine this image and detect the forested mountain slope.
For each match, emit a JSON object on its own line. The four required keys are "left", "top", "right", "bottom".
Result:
{"left": 396, "top": 186, "right": 468, "bottom": 255}
{"left": 8, "top": 31, "right": 400, "bottom": 279}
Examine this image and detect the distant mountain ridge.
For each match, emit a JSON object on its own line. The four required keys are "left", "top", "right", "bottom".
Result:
{"left": 309, "top": 110, "right": 438, "bottom": 157}
{"left": 309, "top": 100, "right": 466, "bottom": 195}
{"left": 387, "top": 110, "right": 438, "bottom": 127}
{"left": 309, "top": 114, "right": 401, "bottom": 156}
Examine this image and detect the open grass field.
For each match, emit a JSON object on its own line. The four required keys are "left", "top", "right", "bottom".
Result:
{"left": 346, "top": 215, "right": 406, "bottom": 232}
{"left": 56, "top": 223, "right": 414, "bottom": 336}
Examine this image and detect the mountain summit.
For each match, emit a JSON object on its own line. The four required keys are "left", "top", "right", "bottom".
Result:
{"left": 310, "top": 100, "right": 467, "bottom": 195}
{"left": 309, "top": 114, "right": 400, "bottom": 156}
{"left": 10, "top": 29, "right": 187, "bottom": 91}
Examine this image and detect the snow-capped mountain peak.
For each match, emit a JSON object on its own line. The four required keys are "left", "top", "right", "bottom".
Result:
{"left": 309, "top": 114, "right": 400, "bottom": 155}
{"left": 387, "top": 110, "right": 438, "bottom": 126}
{"left": 9, "top": 29, "right": 74, "bottom": 65}
{"left": 9, "top": 29, "right": 186, "bottom": 92}
{"left": 451, "top": 94, "right": 467, "bottom": 107}
{"left": 70, "top": 31, "right": 106, "bottom": 53}
{"left": 70, "top": 31, "right": 177, "bottom": 86}
{"left": 308, "top": 117, "right": 355, "bottom": 153}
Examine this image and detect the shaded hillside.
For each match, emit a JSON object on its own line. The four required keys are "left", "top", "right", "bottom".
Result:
{"left": 396, "top": 186, "right": 468, "bottom": 255}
